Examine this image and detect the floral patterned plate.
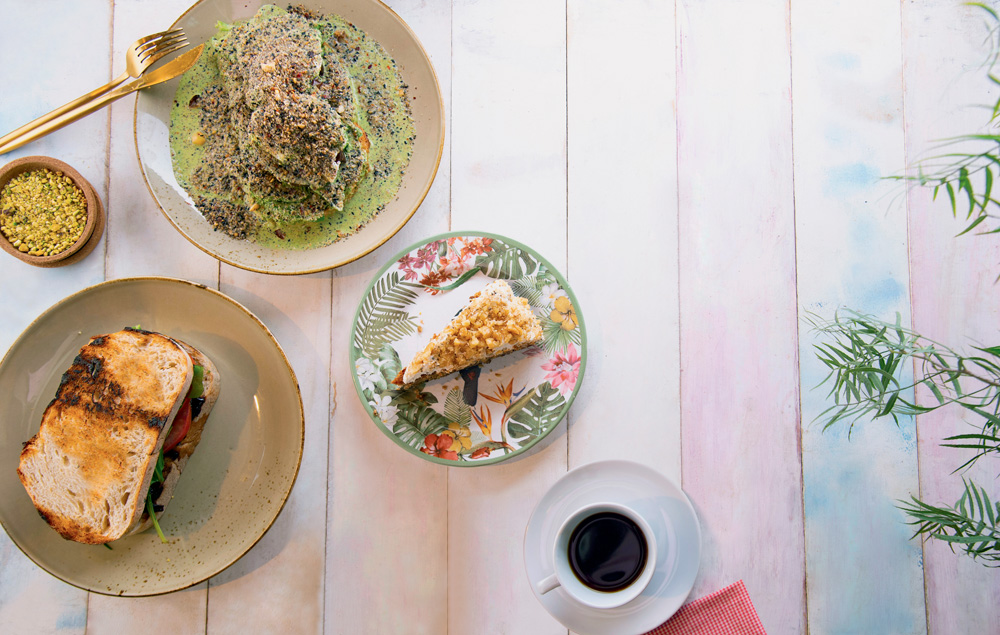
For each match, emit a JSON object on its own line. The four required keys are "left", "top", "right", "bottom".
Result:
{"left": 351, "top": 231, "right": 586, "bottom": 466}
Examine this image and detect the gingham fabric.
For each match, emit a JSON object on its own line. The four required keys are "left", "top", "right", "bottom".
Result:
{"left": 644, "top": 580, "right": 766, "bottom": 635}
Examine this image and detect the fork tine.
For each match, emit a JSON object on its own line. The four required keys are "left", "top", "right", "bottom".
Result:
{"left": 138, "top": 38, "right": 188, "bottom": 65}
{"left": 135, "top": 28, "right": 184, "bottom": 45}
{"left": 138, "top": 38, "right": 188, "bottom": 64}
{"left": 131, "top": 27, "right": 184, "bottom": 50}
{"left": 141, "top": 41, "right": 189, "bottom": 66}
{"left": 134, "top": 31, "right": 186, "bottom": 58}
{"left": 136, "top": 39, "right": 187, "bottom": 66}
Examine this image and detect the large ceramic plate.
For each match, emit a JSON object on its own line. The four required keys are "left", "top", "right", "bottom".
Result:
{"left": 135, "top": 0, "right": 444, "bottom": 275}
{"left": 350, "top": 231, "right": 587, "bottom": 466}
{"left": 0, "top": 277, "right": 303, "bottom": 596}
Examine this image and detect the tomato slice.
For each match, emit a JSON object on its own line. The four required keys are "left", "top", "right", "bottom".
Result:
{"left": 163, "top": 399, "right": 191, "bottom": 453}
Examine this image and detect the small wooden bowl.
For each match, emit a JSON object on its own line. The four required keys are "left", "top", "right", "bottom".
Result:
{"left": 0, "top": 156, "right": 104, "bottom": 267}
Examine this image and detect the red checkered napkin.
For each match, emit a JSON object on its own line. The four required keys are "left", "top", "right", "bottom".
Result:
{"left": 644, "top": 580, "right": 766, "bottom": 635}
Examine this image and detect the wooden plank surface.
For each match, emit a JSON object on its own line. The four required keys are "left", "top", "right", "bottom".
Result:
{"left": 5, "top": 0, "right": 1000, "bottom": 633}
{"left": 448, "top": 0, "right": 568, "bottom": 633}
{"left": 566, "top": 0, "right": 681, "bottom": 478}
{"left": 675, "top": 1, "right": 806, "bottom": 632}
{"left": 791, "top": 1, "right": 927, "bottom": 632}
{"left": 323, "top": 0, "right": 453, "bottom": 628}
{"left": 902, "top": 2, "right": 1000, "bottom": 632}
{"left": 0, "top": 1, "right": 111, "bottom": 632}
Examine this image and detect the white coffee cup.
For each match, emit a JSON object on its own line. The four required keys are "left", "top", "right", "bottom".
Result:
{"left": 535, "top": 502, "right": 657, "bottom": 609}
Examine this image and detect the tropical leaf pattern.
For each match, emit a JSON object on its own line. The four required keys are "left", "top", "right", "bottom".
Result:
{"left": 352, "top": 234, "right": 584, "bottom": 464}
{"left": 393, "top": 402, "right": 449, "bottom": 449}
{"left": 507, "top": 382, "right": 565, "bottom": 443}
{"left": 444, "top": 388, "right": 472, "bottom": 426}
{"left": 540, "top": 313, "right": 582, "bottom": 355}
{"left": 509, "top": 274, "right": 544, "bottom": 306}
{"left": 475, "top": 239, "right": 539, "bottom": 279}
{"left": 354, "top": 271, "right": 421, "bottom": 358}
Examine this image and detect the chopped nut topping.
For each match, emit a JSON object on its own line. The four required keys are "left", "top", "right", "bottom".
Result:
{"left": 0, "top": 169, "right": 87, "bottom": 257}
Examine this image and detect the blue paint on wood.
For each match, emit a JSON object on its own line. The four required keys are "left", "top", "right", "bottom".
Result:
{"left": 823, "top": 162, "right": 881, "bottom": 198}
{"left": 56, "top": 612, "right": 87, "bottom": 630}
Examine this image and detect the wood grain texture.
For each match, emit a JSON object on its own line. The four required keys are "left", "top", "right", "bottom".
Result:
{"left": 7, "top": 0, "right": 1000, "bottom": 632}
{"left": 902, "top": 2, "right": 1000, "bottom": 632}
{"left": 322, "top": 0, "right": 452, "bottom": 632}
{"left": 0, "top": 0, "right": 110, "bottom": 352}
{"left": 791, "top": 1, "right": 927, "bottom": 632}
{"left": 198, "top": 272, "right": 329, "bottom": 634}
{"left": 448, "top": 0, "right": 568, "bottom": 633}
{"left": 676, "top": 1, "right": 805, "bottom": 632}
{"left": 0, "top": 1, "right": 111, "bottom": 632}
{"left": 566, "top": 0, "right": 681, "bottom": 478}
{"left": 326, "top": 266, "right": 449, "bottom": 635}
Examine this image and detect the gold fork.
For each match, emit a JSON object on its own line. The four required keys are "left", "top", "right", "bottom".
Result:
{"left": 0, "top": 28, "right": 188, "bottom": 148}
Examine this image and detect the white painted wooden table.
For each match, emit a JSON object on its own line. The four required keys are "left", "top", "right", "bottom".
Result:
{"left": 2, "top": 1, "right": 1000, "bottom": 633}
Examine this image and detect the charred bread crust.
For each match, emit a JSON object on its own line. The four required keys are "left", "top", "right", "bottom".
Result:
{"left": 17, "top": 329, "right": 192, "bottom": 544}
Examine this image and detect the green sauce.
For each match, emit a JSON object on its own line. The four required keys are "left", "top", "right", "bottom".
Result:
{"left": 169, "top": 5, "right": 414, "bottom": 250}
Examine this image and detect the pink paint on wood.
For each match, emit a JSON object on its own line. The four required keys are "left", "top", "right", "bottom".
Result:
{"left": 902, "top": 2, "right": 1000, "bottom": 631}
{"left": 907, "top": 187, "right": 1000, "bottom": 632}
{"left": 676, "top": 2, "right": 806, "bottom": 633}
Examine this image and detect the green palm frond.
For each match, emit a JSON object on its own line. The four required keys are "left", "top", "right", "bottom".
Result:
{"left": 509, "top": 275, "right": 544, "bottom": 306}
{"left": 889, "top": 4, "right": 1000, "bottom": 245}
{"left": 392, "top": 402, "right": 448, "bottom": 449}
{"left": 810, "top": 309, "right": 1000, "bottom": 566}
{"left": 444, "top": 388, "right": 471, "bottom": 426}
{"left": 507, "top": 382, "right": 564, "bottom": 443}
{"left": 475, "top": 239, "right": 539, "bottom": 279}
{"left": 540, "top": 314, "right": 581, "bottom": 355}
{"left": 355, "top": 272, "right": 421, "bottom": 358}
{"left": 807, "top": 310, "right": 1000, "bottom": 437}
{"left": 899, "top": 479, "right": 1000, "bottom": 566}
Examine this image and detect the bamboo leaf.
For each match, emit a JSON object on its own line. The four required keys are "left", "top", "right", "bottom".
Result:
{"left": 983, "top": 165, "right": 993, "bottom": 210}
{"left": 877, "top": 391, "right": 899, "bottom": 417}
{"left": 959, "top": 167, "right": 976, "bottom": 216}
{"left": 957, "top": 213, "right": 989, "bottom": 236}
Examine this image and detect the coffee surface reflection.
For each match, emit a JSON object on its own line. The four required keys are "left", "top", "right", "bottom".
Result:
{"left": 567, "top": 511, "right": 648, "bottom": 592}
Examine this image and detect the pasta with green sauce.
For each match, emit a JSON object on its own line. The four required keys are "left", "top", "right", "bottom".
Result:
{"left": 169, "top": 4, "right": 414, "bottom": 249}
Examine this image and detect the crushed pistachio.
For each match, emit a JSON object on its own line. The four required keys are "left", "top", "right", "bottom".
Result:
{"left": 0, "top": 169, "right": 87, "bottom": 257}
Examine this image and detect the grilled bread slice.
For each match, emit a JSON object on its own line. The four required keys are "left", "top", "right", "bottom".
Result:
{"left": 17, "top": 329, "right": 193, "bottom": 544}
{"left": 132, "top": 341, "right": 220, "bottom": 534}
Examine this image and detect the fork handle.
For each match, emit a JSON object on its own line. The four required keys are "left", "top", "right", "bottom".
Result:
{"left": 0, "top": 78, "right": 140, "bottom": 156}
{"left": 0, "top": 71, "right": 130, "bottom": 148}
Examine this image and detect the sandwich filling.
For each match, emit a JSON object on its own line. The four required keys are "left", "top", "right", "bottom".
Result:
{"left": 142, "top": 361, "right": 204, "bottom": 542}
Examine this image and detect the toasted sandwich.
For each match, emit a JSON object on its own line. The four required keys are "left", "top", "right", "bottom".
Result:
{"left": 392, "top": 279, "right": 543, "bottom": 388}
{"left": 17, "top": 327, "right": 220, "bottom": 545}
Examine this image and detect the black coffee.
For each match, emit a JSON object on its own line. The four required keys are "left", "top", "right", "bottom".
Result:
{"left": 567, "top": 511, "right": 648, "bottom": 592}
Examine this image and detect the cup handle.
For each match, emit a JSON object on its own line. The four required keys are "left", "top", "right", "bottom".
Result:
{"left": 536, "top": 573, "right": 560, "bottom": 595}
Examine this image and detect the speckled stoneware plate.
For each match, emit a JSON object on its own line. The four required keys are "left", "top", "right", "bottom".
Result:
{"left": 0, "top": 277, "right": 303, "bottom": 596}
{"left": 350, "top": 231, "right": 587, "bottom": 466}
{"left": 135, "top": 0, "right": 444, "bottom": 275}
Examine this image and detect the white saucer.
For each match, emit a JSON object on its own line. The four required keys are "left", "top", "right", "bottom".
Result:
{"left": 523, "top": 460, "right": 701, "bottom": 635}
